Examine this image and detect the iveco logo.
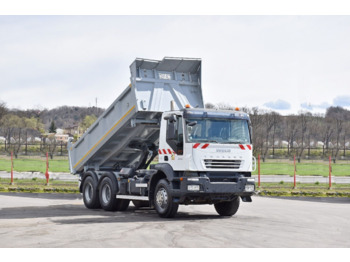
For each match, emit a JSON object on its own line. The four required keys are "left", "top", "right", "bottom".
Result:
{"left": 216, "top": 149, "right": 231, "bottom": 153}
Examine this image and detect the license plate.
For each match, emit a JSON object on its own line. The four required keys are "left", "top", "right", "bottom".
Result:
{"left": 188, "top": 185, "right": 200, "bottom": 191}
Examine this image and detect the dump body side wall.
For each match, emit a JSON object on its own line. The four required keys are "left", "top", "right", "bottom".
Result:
{"left": 68, "top": 57, "right": 203, "bottom": 174}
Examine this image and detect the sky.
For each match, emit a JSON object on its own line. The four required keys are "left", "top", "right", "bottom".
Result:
{"left": 1, "top": 15, "right": 350, "bottom": 115}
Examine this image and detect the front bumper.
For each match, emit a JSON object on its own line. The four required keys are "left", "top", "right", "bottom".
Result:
{"left": 172, "top": 176, "right": 255, "bottom": 204}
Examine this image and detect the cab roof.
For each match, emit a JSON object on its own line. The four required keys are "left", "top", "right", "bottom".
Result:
{"left": 183, "top": 108, "right": 250, "bottom": 121}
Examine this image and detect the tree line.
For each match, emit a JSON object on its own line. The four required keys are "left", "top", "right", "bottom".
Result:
{"left": 0, "top": 102, "right": 102, "bottom": 158}
{"left": 1, "top": 101, "right": 350, "bottom": 161}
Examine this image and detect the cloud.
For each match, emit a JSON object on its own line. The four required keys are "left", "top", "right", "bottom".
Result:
{"left": 1, "top": 16, "right": 350, "bottom": 113}
{"left": 333, "top": 95, "right": 350, "bottom": 107}
{"left": 300, "top": 103, "right": 313, "bottom": 110}
{"left": 300, "top": 102, "right": 330, "bottom": 110}
{"left": 264, "top": 100, "right": 291, "bottom": 110}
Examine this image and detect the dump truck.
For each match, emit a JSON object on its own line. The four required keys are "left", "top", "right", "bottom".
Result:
{"left": 68, "top": 57, "right": 255, "bottom": 218}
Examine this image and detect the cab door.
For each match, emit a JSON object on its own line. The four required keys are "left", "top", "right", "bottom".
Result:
{"left": 158, "top": 114, "right": 186, "bottom": 171}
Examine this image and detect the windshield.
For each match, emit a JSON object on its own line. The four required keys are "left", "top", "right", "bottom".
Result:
{"left": 186, "top": 118, "right": 251, "bottom": 144}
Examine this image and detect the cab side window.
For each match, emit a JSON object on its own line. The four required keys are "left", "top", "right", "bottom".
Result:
{"left": 166, "top": 115, "right": 183, "bottom": 155}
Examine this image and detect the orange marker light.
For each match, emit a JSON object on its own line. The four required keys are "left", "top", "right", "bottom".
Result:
{"left": 180, "top": 177, "right": 184, "bottom": 181}
{"left": 235, "top": 107, "right": 240, "bottom": 111}
{"left": 185, "top": 104, "right": 191, "bottom": 108}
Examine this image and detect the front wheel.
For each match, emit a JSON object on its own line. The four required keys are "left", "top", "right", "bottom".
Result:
{"left": 214, "top": 197, "right": 240, "bottom": 216}
{"left": 154, "top": 179, "right": 178, "bottom": 218}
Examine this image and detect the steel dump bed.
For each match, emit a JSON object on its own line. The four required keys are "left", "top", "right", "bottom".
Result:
{"left": 68, "top": 57, "right": 203, "bottom": 174}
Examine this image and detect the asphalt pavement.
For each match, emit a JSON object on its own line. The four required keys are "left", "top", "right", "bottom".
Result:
{"left": 0, "top": 193, "right": 349, "bottom": 247}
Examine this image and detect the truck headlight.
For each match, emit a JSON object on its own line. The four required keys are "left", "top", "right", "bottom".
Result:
{"left": 244, "top": 185, "right": 255, "bottom": 192}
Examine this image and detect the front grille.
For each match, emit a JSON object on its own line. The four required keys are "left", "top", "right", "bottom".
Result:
{"left": 204, "top": 159, "right": 242, "bottom": 169}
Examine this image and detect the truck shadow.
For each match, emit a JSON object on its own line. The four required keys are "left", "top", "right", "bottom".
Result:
{"left": 0, "top": 205, "right": 223, "bottom": 224}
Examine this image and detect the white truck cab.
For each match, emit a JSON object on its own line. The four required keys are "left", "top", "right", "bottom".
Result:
{"left": 159, "top": 108, "right": 253, "bottom": 173}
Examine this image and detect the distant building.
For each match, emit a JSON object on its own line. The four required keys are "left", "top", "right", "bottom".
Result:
{"left": 316, "top": 141, "right": 324, "bottom": 148}
{"left": 281, "top": 141, "right": 289, "bottom": 148}
{"left": 64, "top": 125, "right": 80, "bottom": 135}
{"left": 55, "top": 134, "right": 69, "bottom": 143}
{"left": 56, "top": 128, "right": 64, "bottom": 135}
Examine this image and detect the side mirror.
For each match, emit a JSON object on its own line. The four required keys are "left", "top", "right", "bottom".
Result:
{"left": 164, "top": 114, "right": 177, "bottom": 123}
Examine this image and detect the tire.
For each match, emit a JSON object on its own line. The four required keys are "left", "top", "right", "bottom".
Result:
{"left": 132, "top": 200, "right": 150, "bottom": 208}
{"left": 214, "top": 196, "right": 240, "bottom": 216}
{"left": 99, "top": 176, "right": 130, "bottom": 211}
{"left": 82, "top": 176, "right": 100, "bottom": 209}
{"left": 154, "top": 179, "right": 178, "bottom": 218}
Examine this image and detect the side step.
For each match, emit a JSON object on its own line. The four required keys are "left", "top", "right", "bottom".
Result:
{"left": 116, "top": 195, "right": 149, "bottom": 201}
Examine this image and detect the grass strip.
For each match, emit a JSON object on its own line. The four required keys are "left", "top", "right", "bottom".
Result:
{"left": 0, "top": 178, "right": 79, "bottom": 193}
{"left": 257, "top": 190, "right": 350, "bottom": 198}
{"left": 256, "top": 182, "right": 350, "bottom": 197}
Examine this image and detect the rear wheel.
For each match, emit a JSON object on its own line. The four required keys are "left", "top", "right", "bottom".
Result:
{"left": 99, "top": 176, "right": 130, "bottom": 211}
{"left": 154, "top": 179, "right": 178, "bottom": 218}
{"left": 82, "top": 176, "right": 100, "bottom": 209}
{"left": 214, "top": 197, "right": 240, "bottom": 216}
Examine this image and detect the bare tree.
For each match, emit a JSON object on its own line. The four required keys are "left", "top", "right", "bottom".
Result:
{"left": 321, "top": 117, "right": 335, "bottom": 157}
{"left": 243, "top": 107, "right": 264, "bottom": 156}
{"left": 1, "top": 114, "right": 21, "bottom": 155}
{"left": 296, "top": 112, "right": 311, "bottom": 162}
{"left": 0, "top": 101, "right": 7, "bottom": 122}
{"left": 333, "top": 113, "right": 344, "bottom": 162}
{"left": 261, "top": 111, "right": 279, "bottom": 161}
{"left": 307, "top": 115, "right": 322, "bottom": 157}
{"left": 41, "top": 134, "right": 57, "bottom": 159}
{"left": 342, "top": 121, "right": 350, "bottom": 157}
{"left": 271, "top": 112, "right": 281, "bottom": 156}
{"left": 285, "top": 115, "right": 298, "bottom": 156}
{"left": 13, "top": 117, "right": 37, "bottom": 158}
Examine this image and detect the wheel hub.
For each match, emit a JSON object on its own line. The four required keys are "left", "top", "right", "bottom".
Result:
{"left": 156, "top": 188, "right": 168, "bottom": 209}
{"left": 85, "top": 183, "right": 93, "bottom": 202}
{"left": 101, "top": 184, "right": 111, "bottom": 204}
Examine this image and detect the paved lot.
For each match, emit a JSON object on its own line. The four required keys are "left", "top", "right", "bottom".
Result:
{"left": 0, "top": 193, "right": 349, "bottom": 247}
